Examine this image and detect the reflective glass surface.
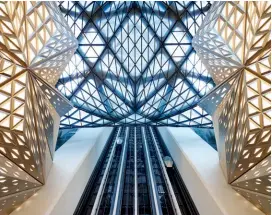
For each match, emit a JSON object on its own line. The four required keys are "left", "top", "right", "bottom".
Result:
{"left": 57, "top": 1, "right": 215, "bottom": 128}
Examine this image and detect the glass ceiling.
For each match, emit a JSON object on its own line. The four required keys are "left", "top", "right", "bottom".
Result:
{"left": 57, "top": 1, "right": 215, "bottom": 128}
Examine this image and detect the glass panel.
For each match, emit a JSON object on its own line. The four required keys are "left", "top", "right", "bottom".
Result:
{"left": 57, "top": 1, "right": 215, "bottom": 128}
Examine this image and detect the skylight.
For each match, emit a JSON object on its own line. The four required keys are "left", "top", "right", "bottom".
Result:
{"left": 57, "top": 1, "right": 215, "bottom": 127}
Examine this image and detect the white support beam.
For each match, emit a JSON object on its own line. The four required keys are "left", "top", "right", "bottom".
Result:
{"left": 111, "top": 127, "right": 129, "bottom": 215}
{"left": 142, "top": 127, "right": 162, "bottom": 215}
{"left": 11, "top": 127, "right": 113, "bottom": 215}
{"left": 158, "top": 127, "right": 264, "bottom": 215}
{"left": 149, "top": 127, "right": 182, "bottom": 215}
{"left": 91, "top": 127, "right": 121, "bottom": 215}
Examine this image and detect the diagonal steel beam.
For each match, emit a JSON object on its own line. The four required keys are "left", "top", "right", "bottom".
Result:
{"left": 135, "top": 2, "right": 210, "bottom": 114}
{"left": 72, "top": 50, "right": 134, "bottom": 110}
{"left": 67, "top": 3, "right": 135, "bottom": 104}
{"left": 57, "top": 1, "right": 214, "bottom": 127}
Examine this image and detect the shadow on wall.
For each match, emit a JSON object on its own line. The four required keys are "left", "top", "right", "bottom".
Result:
{"left": 192, "top": 128, "right": 217, "bottom": 151}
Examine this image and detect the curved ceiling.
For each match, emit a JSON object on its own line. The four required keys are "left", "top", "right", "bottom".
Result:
{"left": 57, "top": 1, "right": 215, "bottom": 128}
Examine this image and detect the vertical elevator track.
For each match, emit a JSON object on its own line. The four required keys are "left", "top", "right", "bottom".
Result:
{"left": 74, "top": 126, "right": 199, "bottom": 215}
{"left": 121, "top": 127, "right": 135, "bottom": 214}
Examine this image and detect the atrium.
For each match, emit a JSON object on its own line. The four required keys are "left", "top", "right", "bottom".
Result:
{"left": 0, "top": 1, "right": 270, "bottom": 215}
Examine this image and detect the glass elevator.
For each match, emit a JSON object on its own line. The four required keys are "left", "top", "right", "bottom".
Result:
{"left": 75, "top": 127, "right": 198, "bottom": 215}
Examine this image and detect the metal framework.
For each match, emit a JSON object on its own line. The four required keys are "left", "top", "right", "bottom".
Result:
{"left": 1, "top": 1, "right": 269, "bottom": 215}
{"left": 57, "top": 1, "right": 215, "bottom": 128}
{"left": 74, "top": 126, "right": 199, "bottom": 215}
{"left": 0, "top": 2, "right": 77, "bottom": 214}
{"left": 194, "top": 2, "right": 271, "bottom": 214}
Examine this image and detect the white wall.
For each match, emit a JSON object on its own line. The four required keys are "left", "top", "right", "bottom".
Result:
{"left": 11, "top": 127, "right": 113, "bottom": 215}
{"left": 158, "top": 127, "right": 264, "bottom": 215}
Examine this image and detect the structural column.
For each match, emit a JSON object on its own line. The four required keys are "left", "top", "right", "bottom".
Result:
{"left": 142, "top": 127, "right": 163, "bottom": 215}
{"left": 134, "top": 128, "right": 138, "bottom": 215}
{"left": 91, "top": 127, "right": 122, "bottom": 215}
{"left": 111, "top": 127, "right": 130, "bottom": 215}
{"left": 149, "top": 127, "right": 182, "bottom": 215}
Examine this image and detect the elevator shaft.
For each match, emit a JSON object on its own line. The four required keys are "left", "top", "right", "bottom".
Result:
{"left": 75, "top": 126, "right": 199, "bottom": 215}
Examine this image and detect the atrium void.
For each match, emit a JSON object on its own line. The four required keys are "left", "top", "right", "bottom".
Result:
{"left": 0, "top": 1, "right": 270, "bottom": 215}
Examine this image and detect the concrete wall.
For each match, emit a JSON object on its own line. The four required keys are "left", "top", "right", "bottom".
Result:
{"left": 158, "top": 127, "right": 263, "bottom": 215}
{"left": 11, "top": 127, "right": 113, "bottom": 215}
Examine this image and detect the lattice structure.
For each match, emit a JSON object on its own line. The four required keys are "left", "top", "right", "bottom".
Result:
{"left": 57, "top": 1, "right": 215, "bottom": 128}
{"left": 0, "top": 2, "right": 76, "bottom": 214}
{"left": 193, "top": 2, "right": 271, "bottom": 84}
{"left": 196, "top": 2, "right": 271, "bottom": 214}
{"left": 232, "top": 155, "right": 271, "bottom": 214}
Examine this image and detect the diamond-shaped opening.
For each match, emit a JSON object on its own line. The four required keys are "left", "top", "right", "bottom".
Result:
{"left": 110, "top": 8, "right": 160, "bottom": 82}
{"left": 57, "top": 1, "right": 214, "bottom": 127}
